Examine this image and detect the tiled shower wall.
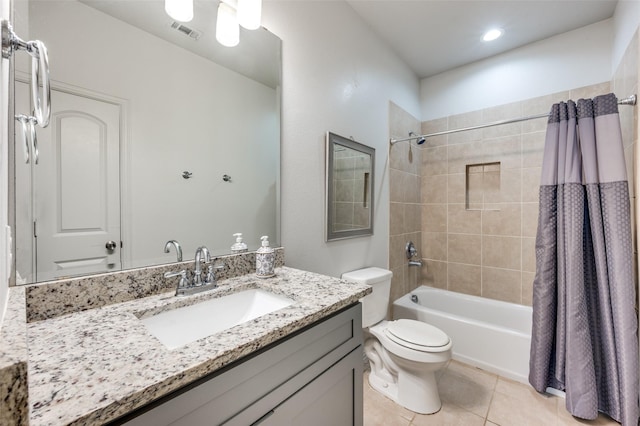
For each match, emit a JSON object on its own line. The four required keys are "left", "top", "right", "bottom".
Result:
{"left": 390, "top": 32, "right": 638, "bottom": 309}
{"left": 388, "top": 102, "right": 422, "bottom": 313}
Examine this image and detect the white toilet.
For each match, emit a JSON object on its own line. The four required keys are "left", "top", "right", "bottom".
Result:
{"left": 342, "top": 267, "right": 452, "bottom": 414}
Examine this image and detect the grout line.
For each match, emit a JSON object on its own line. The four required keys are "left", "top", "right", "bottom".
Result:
{"left": 485, "top": 391, "right": 496, "bottom": 424}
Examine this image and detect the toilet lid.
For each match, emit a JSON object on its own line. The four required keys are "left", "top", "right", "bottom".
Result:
{"left": 385, "top": 319, "right": 450, "bottom": 351}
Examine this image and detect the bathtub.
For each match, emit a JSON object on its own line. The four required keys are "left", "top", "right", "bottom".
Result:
{"left": 393, "top": 286, "right": 532, "bottom": 384}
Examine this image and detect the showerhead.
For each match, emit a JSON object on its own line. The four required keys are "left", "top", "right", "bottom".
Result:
{"left": 409, "top": 131, "right": 426, "bottom": 145}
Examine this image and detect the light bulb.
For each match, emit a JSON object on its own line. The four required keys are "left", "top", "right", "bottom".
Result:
{"left": 482, "top": 28, "right": 503, "bottom": 42}
{"left": 216, "top": 2, "right": 239, "bottom": 47}
{"left": 237, "top": 0, "right": 262, "bottom": 30}
{"left": 165, "top": 0, "right": 193, "bottom": 22}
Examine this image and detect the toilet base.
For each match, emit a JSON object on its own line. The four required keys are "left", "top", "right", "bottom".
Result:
{"left": 368, "top": 365, "right": 398, "bottom": 403}
{"left": 364, "top": 334, "right": 447, "bottom": 415}
{"left": 368, "top": 367, "right": 442, "bottom": 414}
{"left": 396, "top": 368, "right": 442, "bottom": 414}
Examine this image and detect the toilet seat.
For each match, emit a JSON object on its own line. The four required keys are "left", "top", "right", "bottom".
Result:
{"left": 384, "top": 319, "right": 450, "bottom": 353}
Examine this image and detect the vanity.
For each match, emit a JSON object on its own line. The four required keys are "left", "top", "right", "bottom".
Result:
{"left": 2, "top": 253, "right": 371, "bottom": 425}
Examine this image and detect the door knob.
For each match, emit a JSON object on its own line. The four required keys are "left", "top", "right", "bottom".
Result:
{"left": 105, "top": 240, "right": 117, "bottom": 252}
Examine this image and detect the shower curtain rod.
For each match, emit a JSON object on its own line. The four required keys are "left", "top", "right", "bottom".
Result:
{"left": 389, "top": 94, "right": 637, "bottom": 145}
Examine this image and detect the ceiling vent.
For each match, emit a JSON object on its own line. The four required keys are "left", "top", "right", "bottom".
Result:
{"left": 170, "top": 21, "right": 202, "bottom": 40}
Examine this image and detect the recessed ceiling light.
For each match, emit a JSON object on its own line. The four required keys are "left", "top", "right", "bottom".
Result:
{"left": 482, "top": 28, "right": 503, "bottom": 42}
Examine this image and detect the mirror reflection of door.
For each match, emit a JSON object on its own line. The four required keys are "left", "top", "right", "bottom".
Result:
{"left": 15, "top": 82, "right": 121, "bottom": 282}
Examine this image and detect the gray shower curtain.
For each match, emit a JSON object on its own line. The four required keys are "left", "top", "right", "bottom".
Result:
{"left": 529, "top": 93, "right": 639, "bottom": 425}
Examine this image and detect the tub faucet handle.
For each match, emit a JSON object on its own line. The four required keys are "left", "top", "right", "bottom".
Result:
{"left": 406, "top": 241, "right": 419, "bottom": 259}
{"left": 406, "top": 241, "right": 422, "bottom": 267}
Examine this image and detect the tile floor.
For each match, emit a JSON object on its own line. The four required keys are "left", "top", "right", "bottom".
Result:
{"left": 363, "top": 360, "right": 619, "bottom": 426}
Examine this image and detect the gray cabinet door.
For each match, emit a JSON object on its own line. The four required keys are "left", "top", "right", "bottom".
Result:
{"left": 257, "top": 348, "right": 363, "bottom": 426}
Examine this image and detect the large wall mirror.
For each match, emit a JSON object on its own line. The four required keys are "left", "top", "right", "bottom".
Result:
{"left": 325, "top": 132, "right": 374, "bottom": 241}
{"left": 12, "top": 0, "right": 281, "bottom": 284}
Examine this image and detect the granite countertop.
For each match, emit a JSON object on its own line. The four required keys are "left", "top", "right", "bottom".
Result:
{"left": 26, "top": 267, "right": 371, "bottom": 425}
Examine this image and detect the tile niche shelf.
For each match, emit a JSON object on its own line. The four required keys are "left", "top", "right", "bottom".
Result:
{"left": 466, "top": 162, "right": 501, "bottom": 211}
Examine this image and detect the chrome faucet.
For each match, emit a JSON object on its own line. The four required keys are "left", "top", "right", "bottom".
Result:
{"left": 164, "top": 240, "right": 183, "bottom": 262}
{"left": 164, "top": 245, "right": 225, "bottom": 296}
{"left": 193, "top": 246, "right": 211, "bottom": 285}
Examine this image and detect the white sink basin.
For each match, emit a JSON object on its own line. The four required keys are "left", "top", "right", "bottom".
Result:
{"left": 140, "top": 288, "right": 295, "bottom": 349}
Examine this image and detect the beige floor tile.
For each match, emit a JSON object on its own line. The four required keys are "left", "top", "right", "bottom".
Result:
{"left": 488, "top": 377, "right": 557, "bottom": 425}
{"left": 446, "top": 360, "right": 499, "bottom": 390}
{"left": 437, "top": 360, "right": 498, "bottom": 418}
{"left": 363, "top": 362, "right": 622, "bottom": 426}
{"left": 411, "top": 401, "right": 485, "bottom": 426}
{"left": 363, "top": 372, "right": 413, "bottom": 426}
{"left": 556, "top": 402, "right": 620, "bottom": 425}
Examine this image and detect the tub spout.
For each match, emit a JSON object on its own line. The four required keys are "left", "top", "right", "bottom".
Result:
{"left": 408, "top": 260, "right": 423, "bottom": 267}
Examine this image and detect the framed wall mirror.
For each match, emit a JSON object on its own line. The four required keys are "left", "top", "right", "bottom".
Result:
{"left": 325, "top": 132, "right": 374, "bottom": 241}
{"left": 12, "top": 0, "right": 281, "bottom": 284}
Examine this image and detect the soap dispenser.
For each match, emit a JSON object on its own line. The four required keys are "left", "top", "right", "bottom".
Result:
{"left": 256, "top": 235, "right": 275, "bottom": 278}
{"left": 230, "top": 233, "right": 248, "bottom": 253}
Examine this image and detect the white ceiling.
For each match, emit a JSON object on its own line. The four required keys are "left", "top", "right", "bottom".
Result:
{"left": 80, "top": 0, "right": 618, "bottom": 84}
{"left": 346, "top": 0, "right": 618, "bottom": 78}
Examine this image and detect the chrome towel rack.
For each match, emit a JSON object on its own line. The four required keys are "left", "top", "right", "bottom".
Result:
{"left": 2, "top": 20, "right": 50, "bottom": 164}
{"left": 15, "top": 114, "right": 38, "bottom": 164}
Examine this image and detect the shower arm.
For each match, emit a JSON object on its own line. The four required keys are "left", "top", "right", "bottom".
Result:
{"left": 390, "top": 131, "right": 425, "bottom": 146}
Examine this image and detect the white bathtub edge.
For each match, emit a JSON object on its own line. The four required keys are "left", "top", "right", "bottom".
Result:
{"left": 452, "top": 354, "right": 528, "bottom": 385}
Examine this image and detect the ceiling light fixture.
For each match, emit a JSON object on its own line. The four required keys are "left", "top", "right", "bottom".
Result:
{"left": 165, "top": 0, "right": 193, "bottom": 22}
{"left": 237, "top": 0, "right": 262, "bottom": 30}
{"left": 482, "top": 28, "right": 503, "bottom": 42}
{"left": 216, "top": 2, "right": 240, "bottom": 47}
{"left": 163, "top": 0, "right": 262, "bottom": 47}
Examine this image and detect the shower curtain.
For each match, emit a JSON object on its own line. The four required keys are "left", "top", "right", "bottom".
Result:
{"left": 529, "top": 93, "right": 639, "bottom": 425}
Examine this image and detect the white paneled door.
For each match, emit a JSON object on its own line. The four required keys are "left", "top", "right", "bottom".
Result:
{"left": 17, "top": 82, "right": 121, "bottom": 281}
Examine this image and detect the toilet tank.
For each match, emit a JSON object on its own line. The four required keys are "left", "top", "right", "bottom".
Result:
{"left": 341, "top": 267, "right": 393, "bottom": 328}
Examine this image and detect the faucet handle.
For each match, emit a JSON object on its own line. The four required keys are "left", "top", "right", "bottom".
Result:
{"left": 205, "top": 263, "right": 225, "bottom": 285}
{"left": 164, "top": 269, "right": 189, "bottom": 289}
